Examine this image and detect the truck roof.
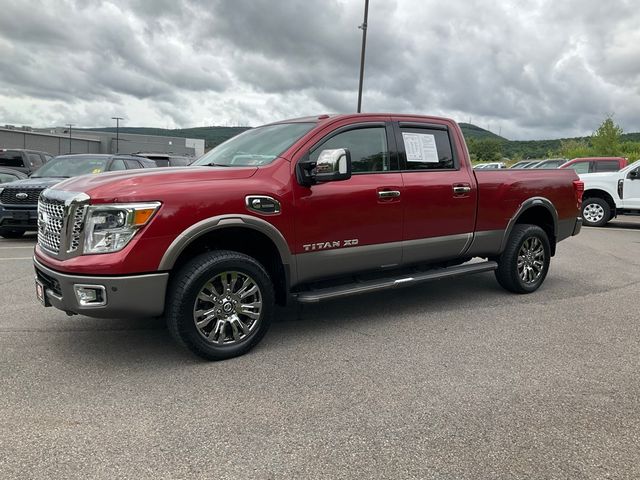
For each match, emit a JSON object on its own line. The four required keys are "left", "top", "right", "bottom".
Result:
{"left": 267, "top": 113, "right": 457, "bottom": 127}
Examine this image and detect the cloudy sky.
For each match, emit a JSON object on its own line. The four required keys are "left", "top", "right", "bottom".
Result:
{"left": 0, "top": 0, "right": 639, "bottom": 140}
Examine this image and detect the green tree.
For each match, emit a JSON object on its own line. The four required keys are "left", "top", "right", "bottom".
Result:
{"left": 620, "top": 141, "right": 640, "bottom": 162}
{"left": 558, "top": 139, "right": 591, "bottom": 159}
{"left": 591, "top": 116, "right": 623, "bottom": 155}
{"left": 467, "top": 138, "right": 503, "bottom": 162}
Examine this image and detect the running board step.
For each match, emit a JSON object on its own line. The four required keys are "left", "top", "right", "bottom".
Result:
{"left": 295, "top": 261, "right": 498, "bottom": 304}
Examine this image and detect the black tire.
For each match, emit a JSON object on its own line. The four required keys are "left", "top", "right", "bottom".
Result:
{"left": 581, "top": 197, "right": 610, "bottom": 227}
{"left": 0, "top": 229, "right": 26, "bottom": 239}
{"left": 165, "top": 250, "right": 274, "bottom": 361}
{"left": 495, "top": 224, "right": 551, "bottom": 294}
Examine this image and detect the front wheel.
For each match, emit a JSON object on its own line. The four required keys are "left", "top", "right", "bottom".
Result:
{"left": 581, "top": 197, "right": 610, "bottom": 227}
{"left": 495, "top": 224, "right": 551, "bottom": 294}
{"left": 165, "top": 250, "right": 275, "bottom": 361}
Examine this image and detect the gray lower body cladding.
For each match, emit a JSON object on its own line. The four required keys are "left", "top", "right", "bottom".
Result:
{"left": 34, "top": 258, "right": 168, "bottom": 318}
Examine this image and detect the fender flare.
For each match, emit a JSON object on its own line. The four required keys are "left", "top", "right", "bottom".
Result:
{"left": 158, "top": 214, "right": 294, "bottom": 276}
{"left": 499, "top": 197, "right": 558, "bottom": 252}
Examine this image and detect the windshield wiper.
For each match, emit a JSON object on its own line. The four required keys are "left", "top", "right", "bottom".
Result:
{"left": 204, "top": 162, "right": 233, "bottom": 167}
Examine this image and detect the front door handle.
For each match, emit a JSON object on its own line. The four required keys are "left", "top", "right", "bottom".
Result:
{"left": 378, "top": 190, "right": 401, "bottom": 199}
{"left": 452, "top": 186, "right": 471, "bottom": 195}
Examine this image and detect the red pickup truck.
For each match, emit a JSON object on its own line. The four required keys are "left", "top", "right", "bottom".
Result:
{"left": 33, "top": 114, "right": 583, "bottom": 360}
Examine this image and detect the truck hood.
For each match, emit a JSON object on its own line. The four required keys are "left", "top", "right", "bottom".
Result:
{"left": 1, "top": 177, "right": 64, "bottom": 189}
{"left": 579, "top": 171, "right": 620, "bottom": 180}
{"left": 51, "top": 166, "right": 258, "bottom": 199}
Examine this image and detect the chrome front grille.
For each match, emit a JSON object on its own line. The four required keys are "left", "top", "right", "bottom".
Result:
{"left": 37, "top": 198, "right": 65, "bottom": 254}
{"left": 37, "top": 190, "right": 90, "bottom": 258}
{"left": 69, "top": 205, "right": 87, "bottom": 252}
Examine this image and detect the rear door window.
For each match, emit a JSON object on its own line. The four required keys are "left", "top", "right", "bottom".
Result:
{"left": 0, "top": 152, "right": 25, "bottom": 168}
{"left": 594, "top": 160, "right": 620, "bottom": 172}
{"left": 399, "top": 126, "right": 455, "bottom": 170}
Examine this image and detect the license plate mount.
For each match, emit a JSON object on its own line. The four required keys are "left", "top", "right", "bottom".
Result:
{"left": 35, "top": 279, "right": 50, "bottom": 307}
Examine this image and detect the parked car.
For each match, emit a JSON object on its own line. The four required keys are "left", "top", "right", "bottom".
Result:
{"left": 33, "top": 113, "right": 582, "bottom": 360}
{"left": 0, "top": 148, "right": 53, "bottom": 175}
{"left": 0, "top": 154, "right": 157, "bottom": 238}
{"left": 0, "top": 167, "right": 28, "bottom": 184}
{"left": 579, "top": 159, "right": 640, "bottom": 226}
{"left": 474, "top": 162, "right": 506, "bottom": 169}
{"left": 134, "top": 152, "right": 193, "bottom": 167}
{"left": 560, "top": 157, "right": 628, "bottom": 174}
{"left": 510, "top": 160, "right": 536, "bottom": 168}
{"left": 533, "top": 158, "right": 568, "bottom": 169}
{"left": 522, "top": 160, "right": 543, "bottom": 168}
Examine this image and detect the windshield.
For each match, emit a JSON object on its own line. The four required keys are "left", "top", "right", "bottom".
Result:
{"left": 32, "top": 156, "right": 109, "bottom": 178}
{"left": 192, "top": 122, "right": 315, "bottom": 167}
{"left": 622, "top": 159, "right": 640, "bottom": 172}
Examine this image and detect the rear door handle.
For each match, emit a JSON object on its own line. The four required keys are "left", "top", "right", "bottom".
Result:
{"left": 453, "top": 186, "right": 471, "bottom": 195}
{"left": 378, "top": 190, "right": 401, "bottom": 199}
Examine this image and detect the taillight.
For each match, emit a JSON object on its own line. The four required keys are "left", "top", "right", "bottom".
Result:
{"left": 573, "top": 180, "right": 584, "bottom": 209}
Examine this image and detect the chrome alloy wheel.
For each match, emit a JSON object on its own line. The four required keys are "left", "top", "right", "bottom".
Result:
{"left": 193, "top": 271, "right": 262, "bottom": 345}
{"left": 583, "top": 203, "right": 605, "bottom": 224}
{"left": 517, "top": 237, "right": 545, "bottom": 284}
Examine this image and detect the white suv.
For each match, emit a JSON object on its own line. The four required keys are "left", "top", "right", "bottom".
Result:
{"left": 579, "top": 160, "right": 640, "bottom": 226}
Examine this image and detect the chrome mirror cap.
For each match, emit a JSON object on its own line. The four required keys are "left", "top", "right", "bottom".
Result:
{"left": 314, "top": 148, "right": 352, "bottom": 183}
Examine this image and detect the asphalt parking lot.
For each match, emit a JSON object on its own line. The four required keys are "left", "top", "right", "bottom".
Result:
{"left": 1, "top": 219, "right": 639, "bottom": 479}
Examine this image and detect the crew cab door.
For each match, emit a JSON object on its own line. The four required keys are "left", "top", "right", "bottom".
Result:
{"left": 292, "top": 121, "right": 403, "bottom": 284}
{"left": 393, "top": 120, "right": 477, "bottom": 264}
{"left": 621, "top": 164, "right": 640, "bottom": 209}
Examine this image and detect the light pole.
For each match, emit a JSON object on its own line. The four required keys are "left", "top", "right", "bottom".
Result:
{"left": 111, "top": 116, "right": 123, "bottom": 153}
{"left": 356, "top": 0, "right": 370, "bottom": 113}
{"left": 66, "top": 123, "right": 74, "bottom": 153}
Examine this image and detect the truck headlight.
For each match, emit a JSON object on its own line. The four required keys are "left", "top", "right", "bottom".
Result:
{"left": 84, "top": 202, "right": 160, "bottom": 254}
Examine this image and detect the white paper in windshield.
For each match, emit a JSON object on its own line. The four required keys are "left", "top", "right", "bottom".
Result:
{"left": 402, "top": 133, "right": 439, "bottom": 163}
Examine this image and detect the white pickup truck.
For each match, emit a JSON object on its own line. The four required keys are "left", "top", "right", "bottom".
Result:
{"left": 580, "top": 160, "right": 640, "bottom": 226}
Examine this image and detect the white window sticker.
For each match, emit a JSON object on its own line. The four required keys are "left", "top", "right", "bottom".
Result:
{"left": 402, "top": 132, "right": 439, "bottom": 163}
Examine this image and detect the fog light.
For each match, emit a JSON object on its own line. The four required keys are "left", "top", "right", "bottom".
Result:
{"left": 74, "top": 284, "right": 107, "bottom": 306}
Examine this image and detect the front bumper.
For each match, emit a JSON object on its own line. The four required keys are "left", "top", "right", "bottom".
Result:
{"left": 34, "top": 258, "right": 169, "bottom": 318}
{"left": 0, "top": 205, "right": 38, "bottom": 231}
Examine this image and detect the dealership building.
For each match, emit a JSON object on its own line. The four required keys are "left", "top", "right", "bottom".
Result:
{"left": 0, "top": 125, "right": 205, "bottom": 158}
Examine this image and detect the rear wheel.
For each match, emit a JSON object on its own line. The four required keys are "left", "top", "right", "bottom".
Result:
{"left": 581, "top": 197, "right": 610, "bottom": 227}
{"left": 0, "top": 229, "right": 26, "bottom": 239}
{"left": 495, "top": 224, "right": 550, "bottom": 294}
{"left": 165, "top": 250, "right": 274, "bottom": 361}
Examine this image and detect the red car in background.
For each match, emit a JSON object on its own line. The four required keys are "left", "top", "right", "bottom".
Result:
{"left": 560, "top": 157, "right": 628, "bottom": 174}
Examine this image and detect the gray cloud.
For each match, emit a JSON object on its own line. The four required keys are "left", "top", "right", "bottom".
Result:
{"left": 0, "top": 0, "right": 639, "bottom": 139}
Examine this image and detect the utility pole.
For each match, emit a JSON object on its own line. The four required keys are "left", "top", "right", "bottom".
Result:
{"left": 356, "top": 0, "right": 369, "bottom": 113}
{"left": 66, "top": 124, "right": 74, "bottom": 154}
{"left": 111, "top": 116, "right": 123, "bottom": 153}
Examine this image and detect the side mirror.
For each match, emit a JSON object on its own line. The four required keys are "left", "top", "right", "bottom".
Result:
{"left": 629, "top": 169, "right": 640, "bottom": 180}
{"left": 297, "top": 148, "right": 352, "bottom": 186}
{"left": 314, "top": 149, "right": 352, "bottom": 182}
